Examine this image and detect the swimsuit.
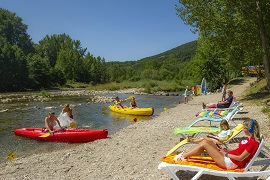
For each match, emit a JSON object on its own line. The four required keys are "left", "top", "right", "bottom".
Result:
{"left": 48, "top": 120, "right": 54, "bottom": 126}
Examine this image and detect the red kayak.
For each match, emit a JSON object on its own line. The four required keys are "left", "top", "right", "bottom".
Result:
{"left": 14, "top": 128, "right": 108, "bottom": 143}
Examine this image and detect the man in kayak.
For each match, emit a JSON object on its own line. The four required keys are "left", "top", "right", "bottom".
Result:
{"left": 114, "top": 96, "right": 126, "bottom": 108}
{"left": 45, "top": 111, "right": 63, "bottom": 134}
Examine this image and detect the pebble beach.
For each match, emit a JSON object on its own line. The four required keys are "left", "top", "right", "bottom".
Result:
{"left": 1, "top": 77, "right": 270, "bottom": 180}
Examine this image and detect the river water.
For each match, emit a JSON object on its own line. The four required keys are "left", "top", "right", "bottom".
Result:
{"left": 0, "top": 92, "right": 184, "bottom": 163}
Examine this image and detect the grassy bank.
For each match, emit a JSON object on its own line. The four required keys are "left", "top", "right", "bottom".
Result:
{"left": 240, "top": 78, "right": 270, "bottom": 118}
{"left": 66, "top": 77, "right": 270, "bottom": 119}
{"left": 67, "top": 80, "right": 196, "bottom": 93}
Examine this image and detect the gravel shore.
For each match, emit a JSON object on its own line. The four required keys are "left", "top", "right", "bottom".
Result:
{"left": 1, "top": 77, "right": 269, "bottom": 180}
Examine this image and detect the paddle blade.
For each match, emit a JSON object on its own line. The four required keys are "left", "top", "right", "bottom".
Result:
{"left": 126, "top": 96, "right": 134, "bottom": 100}
{"left": 102, "top": 106, "right": 108, "bottom": 111}
{"left": 39, "top": 133, "right": 50, "bottom": 138}
{"left": 70, "top": 121, "right": 76, "bottom": 128}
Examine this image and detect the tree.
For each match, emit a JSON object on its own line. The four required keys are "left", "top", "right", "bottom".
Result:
{"left": 0, "top": 8, "right": 33, "bottom": 91}
{"left": 176, "top": 0, "right": 270, "bottom": 90}
{"left": 28, "top": 54, "right": 51, "bottom": 89}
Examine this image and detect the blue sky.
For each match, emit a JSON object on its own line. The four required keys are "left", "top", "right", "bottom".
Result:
{"left": 1, "top": 0, "right": 198, "bottom": 62}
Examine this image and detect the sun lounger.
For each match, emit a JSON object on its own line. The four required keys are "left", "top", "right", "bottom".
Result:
{"left": 174, "top": 106, "right": 241, "bottom": 141}
{"left": 189, "top": 106, "right": 241, "bottom": 127}
{"left": 168, "top": 123, "right": 244, "bottom": 156}
{"left": 159, "top": 135, "right": 270, "bottom": 180}
{"left": 202, "top": 97, "right": 243, "bottom": 111}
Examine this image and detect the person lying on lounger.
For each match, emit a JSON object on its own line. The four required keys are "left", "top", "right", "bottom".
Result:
{"left": 174, "top": 119, "right": 261, "bottom": 170}
{"left": 202, "top": 90, "right": 234, "bottom": 109}
{"left": 188, "top": 120, "right": 231, "bottom": 144}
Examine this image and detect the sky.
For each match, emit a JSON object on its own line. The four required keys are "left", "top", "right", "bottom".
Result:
{"left": 1, "top": 0, "right": 198, "bottom": 62}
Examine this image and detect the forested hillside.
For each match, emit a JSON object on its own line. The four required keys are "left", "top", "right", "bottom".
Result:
{"left": 2, "top": 0, "right": 270, "bottom": 93}
{"left": 0, "top": 8, "right": 198, "bottom": 92}
{"left": 106, "top": 41, "right": 197, "bottom": 83}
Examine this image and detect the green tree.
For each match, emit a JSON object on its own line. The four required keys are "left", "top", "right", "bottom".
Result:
{"left": 28, "top": 54, "right": 51, "bottom": 89}
{"left": 176, "top": 0, "right": 270, "bottom": 90}
{"left": 0, "top": 9, "right": 33, "bottom": 91}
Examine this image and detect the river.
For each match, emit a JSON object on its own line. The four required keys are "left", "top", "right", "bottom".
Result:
{"left": 0, "top": 91, "right": 184, "bottom": 163}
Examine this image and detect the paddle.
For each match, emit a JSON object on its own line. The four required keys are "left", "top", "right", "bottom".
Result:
{"left": 102, "top": 96, "right": 134, "bottom": 111}
{"left": 39, "top": 126, "right": 68, "bottom": 137}
{"left": 126, "top": 96, "right": 134, "bottom": 100}
{"left": 70, "top": 121, "right": 76, "bottom": 128}
{"left": 39, "top": 133, "right": 50, "bottom": 138}
{"left": 102, "top": 106, "right": 109, "bottom": 111}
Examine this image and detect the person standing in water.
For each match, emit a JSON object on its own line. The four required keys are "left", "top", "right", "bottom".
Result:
{"left": 62, "top": 103, "right": 73, "bottom": 119}
{"left": 184, "top": 86, "right": 189, "bottom": 104}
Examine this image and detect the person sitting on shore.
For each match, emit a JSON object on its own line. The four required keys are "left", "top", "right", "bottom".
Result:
{"left": 203, "top": 90, "right": 234, "bottom": 109}
{"left": 174, "top": 119, "right": 260, "bottom": 170}
{"left": 114, "top": 96, "right": 126, "bottom": 109}
{"left": 188, "top": 120, "right": 231, "bottom": 145}
{"left": 45, "top": 112, "right": 63, "bottom": 134}
{"left": 130, "top": 97, "right": 137, "bottom": 109}
{"left": 62, "top": 103, "right": 73, "bottom": 119}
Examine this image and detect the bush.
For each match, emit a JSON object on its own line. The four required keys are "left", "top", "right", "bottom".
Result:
{"left": 40, "top": 90, "right": 50, "bottom": 97}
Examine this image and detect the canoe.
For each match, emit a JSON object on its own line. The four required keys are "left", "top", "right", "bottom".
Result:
{"left": 109, "top": 105, "right": 154, "bottom": 116}
{"left": 110, "top": 111, "right": 153, "bottom": 121}
{"left": 14, "top": 128, "right": 108, "bottom": 143}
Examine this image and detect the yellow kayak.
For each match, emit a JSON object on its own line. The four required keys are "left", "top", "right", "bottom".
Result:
{"left": 109, "top": 105, "right": 154, "bottom": 116}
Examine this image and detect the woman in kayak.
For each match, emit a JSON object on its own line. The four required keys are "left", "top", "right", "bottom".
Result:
{"left": 45, "top": 111, "right": 62, "bottom": 134}
{"left": 62, "top": 103, "right": 73, "bottom": 119}
{"left": 130, "top": 97, "right": 137, "bottom": 109}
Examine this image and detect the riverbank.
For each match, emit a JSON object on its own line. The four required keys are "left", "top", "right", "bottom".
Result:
{"left": 0, "top": 88, "right": 175, "bottom": 112}
{"left": 1, "top": 77, "right": 269, "bottom": 180}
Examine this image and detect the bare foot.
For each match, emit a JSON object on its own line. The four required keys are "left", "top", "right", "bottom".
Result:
{"left": 202, "top": 102, "right": 206, "bottom": 109}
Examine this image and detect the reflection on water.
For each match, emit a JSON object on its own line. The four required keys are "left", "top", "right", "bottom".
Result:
{"left": 0, "top": 92, "right": 183, "bottom": 163}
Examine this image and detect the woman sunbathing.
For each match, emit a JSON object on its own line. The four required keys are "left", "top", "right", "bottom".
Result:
{"left": 175, "top": 119, "right": 260, "bottom": 170}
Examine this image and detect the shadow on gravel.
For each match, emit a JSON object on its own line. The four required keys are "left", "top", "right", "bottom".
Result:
{"left": 242, "top": 91, "right": 269, "bottom": 101}
{"left": 230, "top": 77, "right": 269, "bottom": 101}
{"left": 229, "top": 78, "right": 246, "bottom": 85}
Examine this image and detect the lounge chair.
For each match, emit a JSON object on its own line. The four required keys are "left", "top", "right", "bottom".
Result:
{"left": 159, "top": 135, "right": 270, "bottom": 180}
{"left": 202, "top": 97, "right": 243, "bottom": 111}
{"left": 168, "top": 123, "right": 244, "bottom": 156}
{"left": 189, "top": 106, "right": 241, "bottom": 127}
{"left": 174, "top": 106, "right": 242, "bottom": 140}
